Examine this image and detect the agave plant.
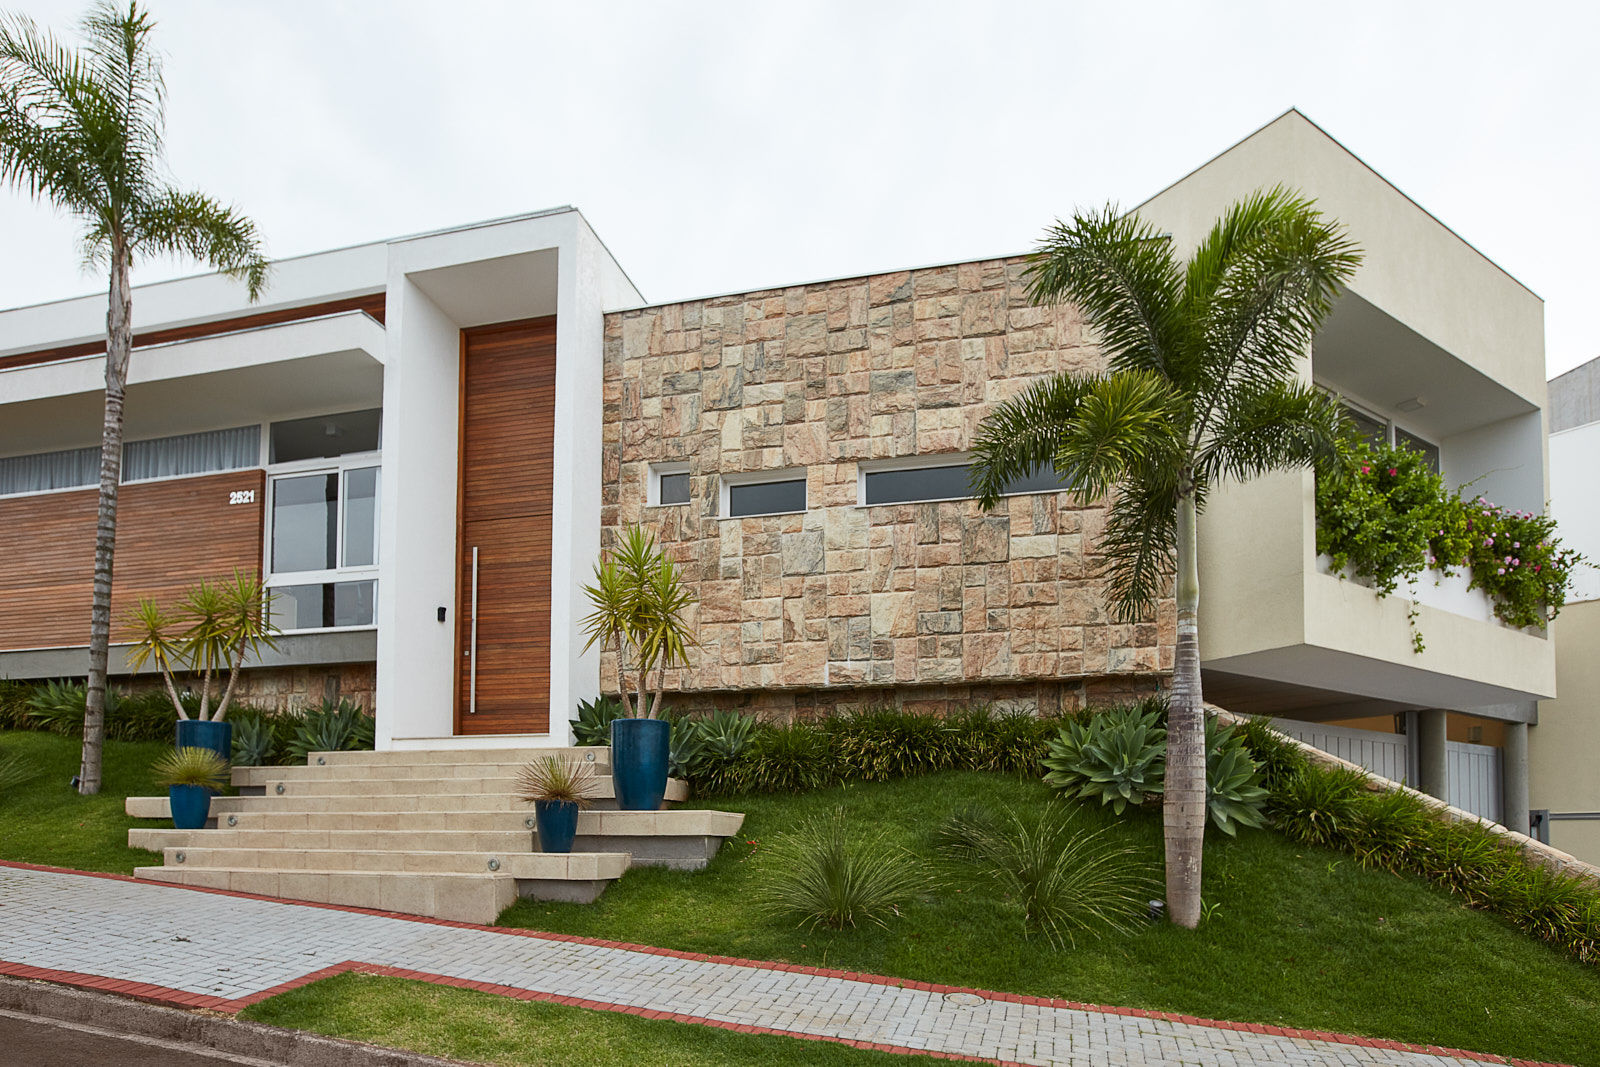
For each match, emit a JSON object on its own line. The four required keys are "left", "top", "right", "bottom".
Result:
{"left": 515, "top": 755, "right": 598, "bottom": 808}
{"left": 151, "top": 746, "right": 230, "bottom": 790}
{"left": 1204, "top": 717, "right": 1270, "bottom": 836}
{"left": 1042, "top": 703, "right": 1167, "bottom": 814}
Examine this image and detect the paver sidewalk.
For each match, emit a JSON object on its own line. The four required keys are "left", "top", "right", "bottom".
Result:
{"left": 0, "top": 862, "right": 1565, "bottom": 1067}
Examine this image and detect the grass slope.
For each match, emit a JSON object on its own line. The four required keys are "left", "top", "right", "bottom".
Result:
{"left": 241, "top": 971, "right": 942, "bottom": 1066}
{"left": 500, "top": 772, "right": 1600, "bottom": 1067}
{"left": 0, "top": 730, "right": 165, "bottom": 874}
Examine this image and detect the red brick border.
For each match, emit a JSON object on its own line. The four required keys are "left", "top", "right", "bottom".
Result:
{"left": 0, "top": 860, "right": 1568, "bottom": 1067}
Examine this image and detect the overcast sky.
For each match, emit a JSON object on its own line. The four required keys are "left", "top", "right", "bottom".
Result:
{"left": 3, "top": 0, "right": 1597, "bottom": 376}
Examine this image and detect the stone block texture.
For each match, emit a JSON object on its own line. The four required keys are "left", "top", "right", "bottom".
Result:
{"left": 601, "top": 257, "right": 1174, "bottom": 715}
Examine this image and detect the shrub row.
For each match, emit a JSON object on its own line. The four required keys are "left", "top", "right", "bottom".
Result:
{"left": 574, "top": 697, "right": 1074, "bottom": 796}
{"left": 1238, "top": 719, "right": 1600, "bottom": 965}
{"left": 0, "top": 678, "right": 373, "bottom": 766}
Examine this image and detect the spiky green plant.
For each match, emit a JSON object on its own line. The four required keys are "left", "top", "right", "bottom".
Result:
{"left": 0, "top": 2, "right": 269, "bottom": 793}
{"left": 579, "top": 525, "right": 698, "bottom": 720}
{"left": 1204, "top": 717, "right": 1269, "bottom": 836}
{"left": 938, "top": 802, "right": 1157, "bottom": 948}
{"left": 515, "top": 755, "right": 597, "bottom": 808}
{"left": 1042, "top": 703, "right": 1167, "bottom": 814}
{"left": 1269, "top": 763, "right": 1370, "bottom": 848}
{"left": 970, "top": 190, "right": 1361, "bottom": 925}
{"left": 572, "top": 696, "right": 626, "bottom": 746}
{"left": 758, "top": 807, "right": 930, "bottom": 930}
{"left": 0, "top": 747, "right": 40, "bottom": 794}
{"left": 151, "top": 746, "right": 228, "bottom": 789}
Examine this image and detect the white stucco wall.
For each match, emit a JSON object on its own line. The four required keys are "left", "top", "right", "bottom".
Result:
{"left": 1550, "top": 421, "right": 1600, "bottom": 604}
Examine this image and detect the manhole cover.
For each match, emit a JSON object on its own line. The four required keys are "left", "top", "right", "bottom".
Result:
{"left": 943, "top": 992, "right": 985, "bottom": 1007}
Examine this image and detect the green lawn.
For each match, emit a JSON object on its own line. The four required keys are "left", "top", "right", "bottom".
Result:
{"left": 0, "top": 729, "right": 165, "bottom": 874}
{"left": 500, "top": 772, "right": 1600, "bottom": 1067}
{"left": 242, "top": 972, "right": 941, "bottom": 1065}
{"left": 5, "top": 729, "right": 1598, "bottom": 1065}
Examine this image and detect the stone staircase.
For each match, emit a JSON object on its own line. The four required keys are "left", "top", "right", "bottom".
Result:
{"left": 125, "top": 747, "right": 744, "bottom": 924}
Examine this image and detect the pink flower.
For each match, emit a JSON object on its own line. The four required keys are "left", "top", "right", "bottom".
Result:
{"left": 1387, "top": 468, "right": 1398, "bottom": 476}
{"left": 1514, "top": 542, "right": 1520, "bottom": 549}
{"left": 1498, "top": 568, "right": 1506, "bottom": 575}
{"left": 1535, "top": 564, "right": 1542, "bottom": 572}
{"left": 1361, "top": 465, "right": 1371, "bottom": 474}
{"left": 1513, "top": 558, "right": 1520, "bottom": 566}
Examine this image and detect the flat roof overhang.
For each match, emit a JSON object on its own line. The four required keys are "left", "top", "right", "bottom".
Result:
{"left": 0, "top": 311, "right": 385, "bottom": 454}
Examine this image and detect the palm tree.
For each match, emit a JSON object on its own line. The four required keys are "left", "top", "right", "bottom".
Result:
{"left": 971, "top": 189, "right": 1360, "bottom": 927}
{"left": 0, "top": 2, "right": 268, "bottom": 794}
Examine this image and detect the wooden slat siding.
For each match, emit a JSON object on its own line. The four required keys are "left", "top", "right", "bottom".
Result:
{"left": 455, "top": 316, "right": 557, "bottom": 735}
{"left": 0, "top": 470, "right": 265, "bottom": 651}
{"left": 0, "top": 293, "right": 386, "bottom": 372}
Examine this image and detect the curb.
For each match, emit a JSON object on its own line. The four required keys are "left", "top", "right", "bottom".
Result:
{"left": 0, "top": 976, "right": 473, "bottom": 1067}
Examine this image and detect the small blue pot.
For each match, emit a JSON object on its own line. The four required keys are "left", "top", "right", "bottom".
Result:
{"left": 534, "top": 799, "right": 580, "bottom": 854}
{"left": 611, "top": 717, "right": 670, "bottom": 811}
{"left": 169, "top": 784, "right": 211, "bottom": 830}
{"left": 176, "top": 719, "right": 233, "bottom": 765}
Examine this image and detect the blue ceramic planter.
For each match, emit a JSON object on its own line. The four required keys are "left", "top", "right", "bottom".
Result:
{"left": 176, "top": 718, "right": 232, "bottom": 764}
{"left": 535, "top": 799, "right": 579, "bottom": 853}
{"left": 610, "top": 717, "right": 670, "bottom": 811}
{"left": 169, "top": 784, "right": 211, "bottom": 829}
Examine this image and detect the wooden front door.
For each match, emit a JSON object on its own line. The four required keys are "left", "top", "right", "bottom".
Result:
{"left": 455, "top": 317, "right": 556, "bottom": 734}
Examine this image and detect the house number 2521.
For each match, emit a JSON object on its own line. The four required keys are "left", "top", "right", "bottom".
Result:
{"left": 228, "top": 490, "right": 256, "bottom": 505}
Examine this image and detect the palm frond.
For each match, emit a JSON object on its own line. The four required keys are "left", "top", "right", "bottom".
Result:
{"left": 1023, "top": 205, "right": 1185, "bottom": 380}
{"left": 1199, "top": 380, "right": 1346, "bottom": 485}
{"left": 1098, "top": 474, "right": 1178, "bottom": 622}
{"left": 1190, "top": 189, "right": 1361, "bottom": 434}
{"left": 0, "top": 11, "right": 106, "bottom": 214}
{"left": 969, "top": 373, "right": 1091, "bottom": 508}
{"left": 131, "top": 187, "right": 269, "bottom": 298}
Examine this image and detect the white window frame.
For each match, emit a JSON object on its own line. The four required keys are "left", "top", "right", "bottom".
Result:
{"left": 718, "top": 467, "right": 808, "bottom": 519}
{"left": 263, "top": 448, "right": 382, "bottom": 633}
{"left": 647, "top": 461, "right": 692, "bottom": 507}
{"left": 1328, "top": 388, "right": 1441, "bottom": 460}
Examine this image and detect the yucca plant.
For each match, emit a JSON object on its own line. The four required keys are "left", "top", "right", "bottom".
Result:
{"left": 1042, "top": 702, "right": 1167, "bottom": 814}
{"left": 151, "top": 746, "right": 229, "bottom": 789}
{"left": 123, "top": 569, "right": 279, "bottom": 723}
{"left": 514, "top": 755, "right": 598, "bottom": 808}
{"left": 579, "top": 525, "right": 698, "bottom": 720}
{"left": 759, "top": 807, "right": 930, "bottom": 930}
{"left": 939, "top": 802, "right": 1157, "bottom": 948}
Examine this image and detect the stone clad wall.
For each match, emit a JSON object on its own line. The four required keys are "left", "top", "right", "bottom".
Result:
{"left": 600, "top": 256, "right": 1174, "bottom": 719}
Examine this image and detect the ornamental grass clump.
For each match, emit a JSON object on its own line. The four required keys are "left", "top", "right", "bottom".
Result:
{"left": 0, "top": 747, "right": 40, "bottom": 795}
{"left": 758, "top": 807, "right": 929, "bottom": 931}
{"left": 824, "top": 707, "right": 960, "bottom": 781}
{"left": 151, "top": 746, "right": 229, "bottom": 790}
{"left": 514, "top": 755, "right": 598, "bottom": 808}
{"left": 938, "top": 802, "right": 1156, "bottom": 948}
{"left": 1268, "top": 762, "right": 1369, "bottom": 849}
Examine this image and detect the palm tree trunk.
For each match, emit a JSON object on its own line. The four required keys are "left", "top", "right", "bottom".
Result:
{"left": 1164, "top": 488, "right": 1206, "bottom": 928}
{"left": 80, "top": 245, "right": 133, "bottom": 795}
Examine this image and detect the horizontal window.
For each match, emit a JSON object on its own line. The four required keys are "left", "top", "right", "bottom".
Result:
{"left": 123, "top": 425, "right": 259, "bottom": 482}
{"left": 648, "top": 462, "right": 691, "bottom": 507}
{"left": 0, "top": 445, "right": 99, "bottom": 495}
{"left": 863, "top": 464, "right": 971, "bottom": 505}
{"left": 268, "top": 580, "right": 376, "bottom": 630}
{"left": 270, "top": 408, "right": 381, "bottom": 464}
{"left": 861, "top": 459, "right": 1072, "bottom": 505}
{"left": 727, "top": 477, "right": 806, "bottom": 518}
{"left": 0, "top": 424, "right": 261, "bottom": 496}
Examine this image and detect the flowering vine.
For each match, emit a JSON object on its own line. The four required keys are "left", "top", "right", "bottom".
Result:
{"left": 1314, "top": 439, "right": 1583, "bottom": 652}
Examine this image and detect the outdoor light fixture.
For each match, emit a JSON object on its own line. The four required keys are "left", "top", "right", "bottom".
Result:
{"left": 1395, "top": 396, "right": 1427, "bottom": 412}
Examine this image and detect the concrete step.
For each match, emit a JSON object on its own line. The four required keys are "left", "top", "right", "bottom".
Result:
{"left": 243, "top": 773, "right": 636, "bottom": 798}
{"left": 232, "top": 754, "right": 611, "bottom": 786}
{"left": 126, "top": 779, "right": 687, "bottom": 818}
{"left": 308, "top": 746, "right": 612, "bottom": 767}
{"left": 135, "top": 866, "right": 521, "bottom": 923}
{"left": 130, "top": 808, "right": 745, "bottom": 869}
{"left": 159, "top": 846, "right": 629, "bottom": 880}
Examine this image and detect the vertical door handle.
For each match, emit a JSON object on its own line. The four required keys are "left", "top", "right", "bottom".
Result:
{"left": 469, "top": 546, "right": 479, "bottom": 714}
